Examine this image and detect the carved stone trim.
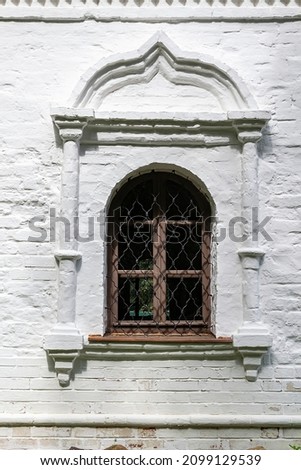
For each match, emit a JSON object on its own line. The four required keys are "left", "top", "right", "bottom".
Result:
{"left": 54, "top": 250, "right": 82, "bottom": 261}
{"left": 0, "top": 7, "right": 300, "bottom": 20}
{"left": 46, "top": 36, "right": 272, "bottom": 384}
{"left": 69, "top": 32, "right": 256, "bottom": 111}
{"left": 237, "top": 347, "right": 271, "bottom": 382}
{"left": 47, "top": 108, "right": 272, "bottom": 384}
{"left": 44, "top": 114, "right": 89, "bottom": 386}
{"left": 47, "top": 350, "right": 81, "bottom": 387}
{"left": 44, "top": 323, "right": 83, "bottom": 386}
{"left": 232, "top": 110, "right": 272, "bottom": 380}
{"left": 233, "top": 324, "right": 272, "bottom": 381}
{"left": 50, "top": 109, "right": 271, "bottom": 147}
{"left": 1, "top": 1, "right": 301, "bottom": 7}
{"left": 53, "top": 110, "right": 94, "bottom": 141}
{"left": 231, "top": 111, "right": 271, "bottom": 143}
{"left": 83, "top": 341, "right": 235, "bottom": 361}
{"left": 237, "top": 247, "right": 266, "bottom": 258}
{"left": 237, "top": 248, "right": 265, "bottom": 270}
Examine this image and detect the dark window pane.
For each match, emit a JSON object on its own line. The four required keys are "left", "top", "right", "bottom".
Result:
{"left": 166, "top": 180, "right": 201, "bottom": 220}
{"left": 118, "top": 223, "right": 152, "bottom": 270}
{"left": 166, "top": 224, "right": 202, "bottom": 270}
{"left": 120, "top": 180, "right": 154, "bottom": 219}
{"left": 167, "top": 278, "right": 203, "bottom": 321}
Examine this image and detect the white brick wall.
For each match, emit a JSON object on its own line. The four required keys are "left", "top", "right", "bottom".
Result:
{"left": 0, "top": 12, "right": 300, "bottom": 448}
{"left": 0, "top": 425, "right": 298, "bottom": 450}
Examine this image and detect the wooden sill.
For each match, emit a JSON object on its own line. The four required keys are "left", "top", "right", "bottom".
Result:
{"left": 88, "top": 333, "right": 232, "bottom": 344}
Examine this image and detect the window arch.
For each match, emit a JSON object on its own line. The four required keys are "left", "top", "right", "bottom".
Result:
{"left": 106, "top": 171, "right": 213, "bottom": 339}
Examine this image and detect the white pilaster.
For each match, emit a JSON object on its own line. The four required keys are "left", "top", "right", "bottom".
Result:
{"left": 231, "top": 114, "right": 272, "bottom": 381}
{"left": 44, "top": 115, "right": 91, "bottom": 386}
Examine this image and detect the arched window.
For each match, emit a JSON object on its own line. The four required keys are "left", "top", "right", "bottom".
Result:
{"left": 107, "top": 171, "right": 212, "bottom": 338}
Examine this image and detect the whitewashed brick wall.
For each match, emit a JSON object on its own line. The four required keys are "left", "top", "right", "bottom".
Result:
{"left": 0, "top": 12, "right": 301, "bottom": 449}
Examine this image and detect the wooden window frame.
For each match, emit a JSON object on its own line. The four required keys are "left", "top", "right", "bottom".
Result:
{"left": 106, "top": 171, "right": 212, "bottom": 339}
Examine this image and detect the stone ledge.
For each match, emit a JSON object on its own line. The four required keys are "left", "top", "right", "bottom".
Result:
{"left": 1, "top": 414, "right": 301, "bottom": 428}
{"left": 83, "top": 340, "right": 236, "bottom": 361}
{"left": 0, "top": 8, "right": 300, "bottom": 24}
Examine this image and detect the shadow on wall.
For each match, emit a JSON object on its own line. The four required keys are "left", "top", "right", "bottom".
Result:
{"left": 257, "top": 123, "right": 274, "bottom": 160}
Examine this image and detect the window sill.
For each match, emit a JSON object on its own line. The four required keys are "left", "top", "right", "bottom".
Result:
{"left": 83, "top": 334, "right": 235, "bottom": 361}
{"left": 45, "top": 330, "right": 271, "bottom": 386}
{"left": 88, "top": 333, "right": 232, "bottom": 344}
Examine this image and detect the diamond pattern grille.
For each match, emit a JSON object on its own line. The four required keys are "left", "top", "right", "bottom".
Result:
{"left": 107, "top": 172, "right": 212, "bottom": 337}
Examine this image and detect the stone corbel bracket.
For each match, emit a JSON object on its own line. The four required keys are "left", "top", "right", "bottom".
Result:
{"left": 233, "top": 326, "right": 273, "bottom": 382}
{"left": 44, "top": 250, "right": 84, "bottom": 386}
{"left": 47, "top": 350, "right": 81, "bottom": 387}
{"left": 233, "top": 249, "right": 273, "bottom": 381}
{"left": 44, "top": 322, "right": 83, "bottom": 387}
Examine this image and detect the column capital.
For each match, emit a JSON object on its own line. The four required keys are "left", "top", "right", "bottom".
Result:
{"left": 228, "top": 110, "right": 271, "bottom": 144}
{"left": 237, "top": 247, "right": 265, "bottom": 259}
{"left": 59, "top": 127, "right": 85, "bottom": 143}
{"left": 54, "top": 250, "right": 82, "bottom": 262}
{"left": 51, "top": 108, "right": 94, "bottom": 143}
{"left": 237, "top": 247, "right": 265, "bottom": 270}
{"left": 236, "top": 129, "right": 263, "bottom": 144}
{"left": 54, "top": 121, "right": 88, "bottom": 143}
{"left": 233, "top": 122, "right": 266, "bottom": 144}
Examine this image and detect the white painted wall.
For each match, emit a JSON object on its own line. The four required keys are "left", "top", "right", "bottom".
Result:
{"left": 0, "top": 12, "right": 301, "bottom": 449}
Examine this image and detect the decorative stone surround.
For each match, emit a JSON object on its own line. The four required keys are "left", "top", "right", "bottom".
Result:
{"left": 45, "top": 107, "right": 271, "bottom": 384}
{"left": 44, "top": 34, "right": 272, "bottom": 385}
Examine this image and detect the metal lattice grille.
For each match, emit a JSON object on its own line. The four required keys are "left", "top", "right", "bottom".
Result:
{"left": 107, "top": 172, "right": 212, "bottom": 337}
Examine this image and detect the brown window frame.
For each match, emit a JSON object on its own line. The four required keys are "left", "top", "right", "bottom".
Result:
{"left": 106, "top": 171, "right": 212, "bottom": 339}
